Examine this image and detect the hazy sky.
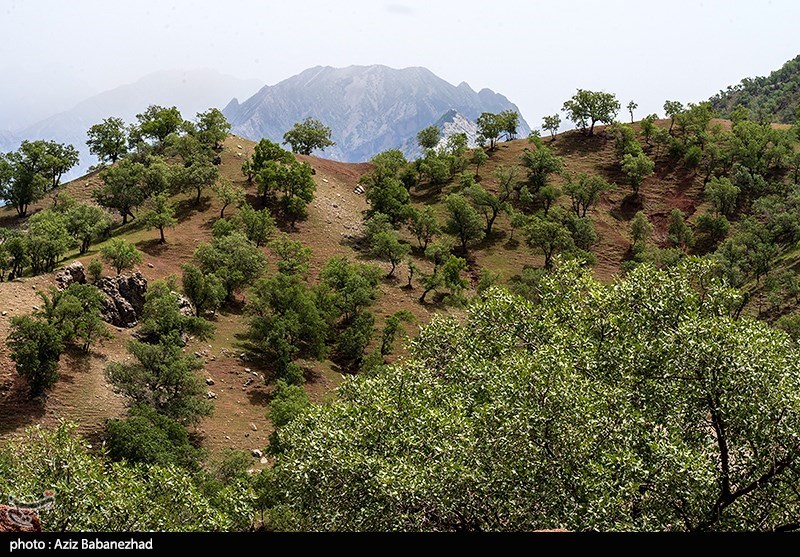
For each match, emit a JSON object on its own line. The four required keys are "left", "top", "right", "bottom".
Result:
{"left": 1, "top": 0, "right": 799, "bottom": 130}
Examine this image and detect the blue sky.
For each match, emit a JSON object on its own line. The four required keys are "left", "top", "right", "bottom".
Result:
{"left": 1, "top": 0, "right": 798, "bottom": 129}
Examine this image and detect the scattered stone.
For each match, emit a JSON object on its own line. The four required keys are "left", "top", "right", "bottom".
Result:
{"left": 54, "top": 261, "right": 86, "bottom": 290}
{"left": 322, "top": 178, "right": 329, "bottom": 183}
{"left": 147, "top": 263, "right": 154, "bottom": 268}
{"left": 251, "top": 449, "right": 263, "bottom": 458}
{"left": 225, "top": 435, "right": 231, "bottom": 440}
{"left": 260, "top": 457, "right": 268, "bottom": 464}
{"left": 354, "top": 184, "right": 365, "bottom": 195}
{"left": 250, "top": 423, "right": 258, "bottom": 431}
{"left": 243, "top": 377, "right": 253, "bottom": 388}
{"left": 97, "top": 272, "right": 147, "bottom": 328}
{"left": 244, "top": 368, "right": 251, "bottom": 373}
{"left": 31, "top": 285, "right": 36, "bottom": 290}
{"left": 237, "top": 144, "right": 243, "bottom": 149}
{"left": 173, "top": 291, "right": 195, "bottom": 317}
{"left": 206, "top": 378, "right": 215, "bottom": 385}
{"left": 31, "top": 305, "right": 39, "bottom": 311}
{"left": 0, "top": 505, "right": 42, "bottom": 532}
{"left": 207, "top": 391, "right": 217, "bottom": 399}
{"left": 194, "top": 352, "right": 202, "bottom": 358}
{"left": 332, "top": 203, "right": 338, "bottom": 208}
{"left": 1, "top": 311, "right": 6, "bottom": 316}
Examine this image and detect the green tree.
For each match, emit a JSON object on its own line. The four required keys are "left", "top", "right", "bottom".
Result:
{"left": 335, "top": 311, "right": 375, "bottom": 365}
{"left": 319, "top": 256, "right": 381, "bottom": 323}
{"left": 86, "top": 116, "right": 129, "bottom": 164}
{"left": 277, "top": 161, "right": 316, "bottom": 227}
{"left": 3, "top": 140, "right": 77, "bottom": 217}
{"left": 627, "top": 100, "right": 638, "bottom": 123}
{"left": 640, "top": 113, "right": 659, "bottom": 145}
{"left": 270, "top": 234, "right": 312, "bottom": 277}
{"left": 380, "top": 310, "right": 415, "bottom": 356}
{"left": 476, "top": 112, "right": 503, "bottom": 151}
{"left": 37, "top": 283, "right": 110, "bottom": 352}
{"left": 265, "top": 260, "right": 800, "bottom": 532}
{"left": 142, "top": 193, "right": 177, "bottom": 244}
{"left": 419, "top": 254, "right": 467, "bottom": 304}
{"left": 100, "top": 238, "right": 143, "bottom": 275}
{"left": 194, "top": 232, "right": 267, "bottom": 300}
{"left": 268, "top": 380, "right": 310, "bottom": 429}
{"left": 520, "top": 145, "right": 564, "bottom": 193}
{"left": 667, "top": 208, "right": 694, "bottom": 250}
{"left": 562, "top": 89, "right": 621, "bottom": 136}
{"left": 7, "top": 315, "right": 63, "bottom": 396}
{"left": 195, "top": 108, "right": 231, "bottom": 150}
{"left": 621, "top": 152, "right": 655, "bottom": 194}
{"left": 563, "top": 173, "right": 610, "bottom": 217}
{"left": 470, "top": 147, "right": 488, "bottom": 178}
{"left": 407, "top": 206, "right": 441, "bottom": 250}
{"left": 525, "top": 216, "right": 574, "bottom": 270}
{"left": 444, "top": 193, "right": 485, "bottom": 253}
{"left": 630, "top": 211, "right": 653, "bottom": 253}
{"left": 369, "top": 228, "right": 411, "bottom": 277}
{"left": 134, "top": 105, "right": 185, "bottom": 147}
{"left": 417, "top": 125, "right": 441, "bottom": 150}
{"left": 95, "top": 158, "right": 145, "bottom": 224}
{"left": 282, "top": 117, "right": 335, "bottom": 155}
{"left": 663, "top": 100, "right": 684, "bottom": 134}
{"left": 237, "top": 204, "right": 275, "bottom": 247}
{"left": 0, "top": 423, "right": 253, "bottom": 531}
{"left": 26, "top": 209, "right": 72, "bottom": 273}
{"left": 468, "top": 166, "right": 516, "bottom": 236}
{"left": 106, "top": 404, "right": 203, "bottom": 470}
{"left": 138, "top": 278, "right": 214, "bottom": 342}
{"left": 211, "top": 178, "right": 246, "bottom": 219}
{"left": 106, "top": 337, "right": 212, "bottom": 425}
{"left": 247, "top": 273, "right": 328, "bottom": 383}
{"left": 87, "top": 258, "right": 103, "bottom": 283}
{"left": 704, "top": 176, "right": 740, "bottom": 217}
{"left": 542, "top": 114, "right": 561, "bottom": 141}
{"left": 171, "top": 155, "right": 219, "bottom": 205}
{"left": 365, "top": 175, "right": 411, "bottom": 225}
{"left": 498, "top": 110, "right": 520, "bottom": 141}
{"left": 181, "top": 264, "right": 226, "bottom": 317}
{"left": 62, "top": 202, "right": 112, "bottom": 254}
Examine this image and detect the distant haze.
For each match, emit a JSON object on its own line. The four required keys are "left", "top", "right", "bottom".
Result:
{"left": 1, "top": 0, "right": 798, "bottom": 137}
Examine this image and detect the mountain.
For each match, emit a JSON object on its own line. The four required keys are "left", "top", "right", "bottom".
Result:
{"left": 399, "top": 109, "right": 481, "bottom": 160}
{"left": 710, "top": 54, "right": 800, "bottom": 123}
{"left": 223, "top": 65, "right": 530, "bottom": 162}
{"left": 9, "top": 69, "right": 263, "bottom": 178}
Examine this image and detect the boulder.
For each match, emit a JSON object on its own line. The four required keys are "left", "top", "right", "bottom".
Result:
{"left": 97, "top": 272, "right": 147, "bottom": 328}
{"left": 0, "top": 505, "right": 42, "bottom": 532}
{"left": 251, "top": 449, "right": 263, "bottom": 458}
{"left": 54, "top": 261, "right": 86, "bottom": 290}
{"left": 172, "top": 291, "right": 195, "bottom": 317}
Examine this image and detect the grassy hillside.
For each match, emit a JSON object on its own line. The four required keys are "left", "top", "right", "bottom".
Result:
{"left": 710, "top": 54, "right": 800, "bottom": 123}
{"left": 1, "top": 111, "right": 797, "bottom": 459}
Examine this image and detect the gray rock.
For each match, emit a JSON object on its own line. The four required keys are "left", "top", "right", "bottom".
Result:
{"left": 97, "top": 272, "right": 147, "bottom": 327}
{"left": 251, "top": 449, "right": 263, "bottom": 458}
{"left": 250, "top": 423, "right": 258, "bottom": 431}
{"left": 172, "top": 291, "right": 195, "bottom": 317}
{"left": 207, "top": 391, "right": 217, "bottom": 399}
{"left": 54, "top": 261, "right": 86, "bottom": 290}
{"left": 206, "top": 378, "right": 215, "bottom": 385}
{"left": 260, "top": 457, "right": 268, "bottom": 464}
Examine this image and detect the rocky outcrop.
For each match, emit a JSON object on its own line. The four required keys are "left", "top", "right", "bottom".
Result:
{"left": 97, "top": 272, "right": 147, "bottom": 327}
{"left": 174, "top": 291, "right": 195, "bottom": 317}
{"left": 0, "top": 506, "right": 42, "bottom": 532}
{"left": 54, "top": 261, "right": 86, "bottom": 290}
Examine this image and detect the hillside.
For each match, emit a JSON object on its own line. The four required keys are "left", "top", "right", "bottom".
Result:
{"left": 710, "top": 53, "right": 800, "bottom": 123}
{"left": 223, "top": 65, "right": 531, "bottom": 162}
{"left": 0, "top": 122, "right": 713, "bottom": 450}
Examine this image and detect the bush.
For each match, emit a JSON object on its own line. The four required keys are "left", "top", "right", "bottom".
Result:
{"left": 7, "top": 316, "right": 63, "bottom": 396}
{"left": 106, "top": 405, "right": 204, "bottom": 470}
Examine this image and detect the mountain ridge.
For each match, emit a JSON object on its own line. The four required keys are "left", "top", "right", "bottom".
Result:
{"left": 223, "top": 64, "right": 530, "bottom": 162}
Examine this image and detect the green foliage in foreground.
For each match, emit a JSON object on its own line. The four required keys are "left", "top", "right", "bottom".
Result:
{"left": 0, "top": 423, "right": 254, "bottom": 531}
{"left": 266, "top": 259, "right": 800, "bottom": 531}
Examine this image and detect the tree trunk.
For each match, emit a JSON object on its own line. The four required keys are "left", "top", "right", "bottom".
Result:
{"left": 196, "top": 187, "right": 202, "bottom": 204}
{"left": 159, "top": 226, "right": 166, "bottom": 244}
{"left": 220, "top": 204, "right": 228, "bottom": 219}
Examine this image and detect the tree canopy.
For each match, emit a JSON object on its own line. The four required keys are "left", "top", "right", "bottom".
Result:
{"left": 265, "top": 259, "right": 800, "bottom": 531}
